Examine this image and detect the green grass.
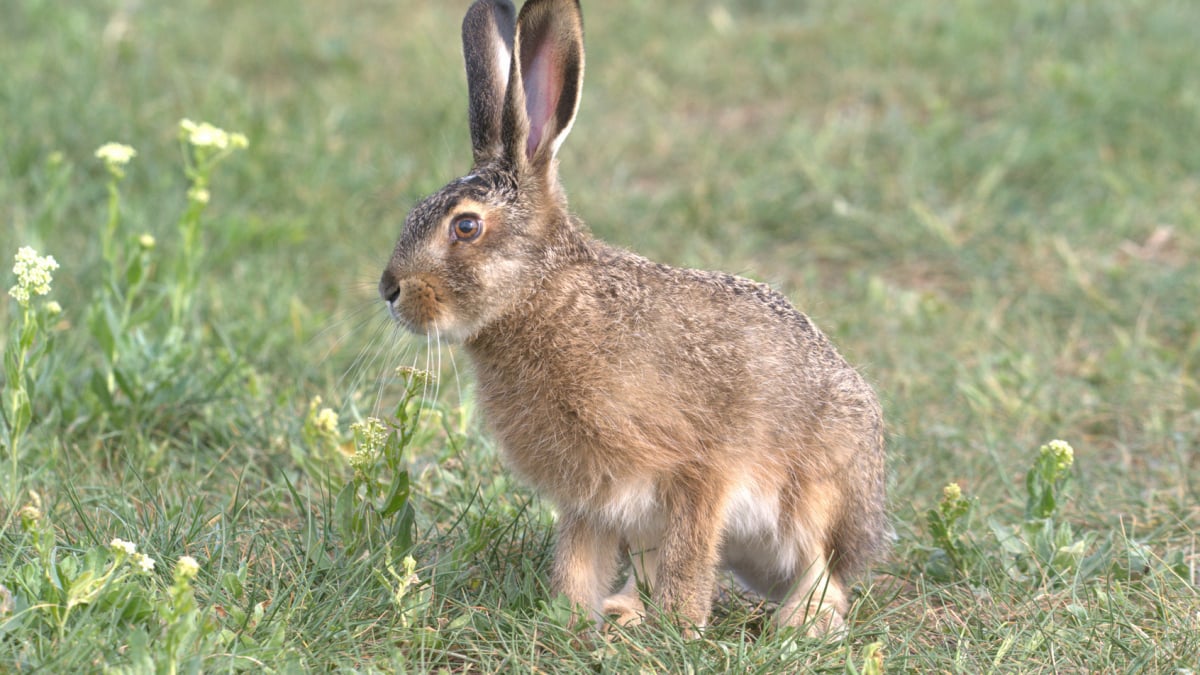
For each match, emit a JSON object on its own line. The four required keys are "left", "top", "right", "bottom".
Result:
{"left": 2, "top": 0, "right": 1198, "bottom": 671}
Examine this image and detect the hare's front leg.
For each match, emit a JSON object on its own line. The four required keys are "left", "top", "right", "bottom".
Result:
{"left": 651, "top": 481, "right": 727, "bottom": 633}
{"left": 551, "top": 510, "right": 621, "bottom": 626}
{"left": 601, "top": 541, "right": 659, "bottom": 626}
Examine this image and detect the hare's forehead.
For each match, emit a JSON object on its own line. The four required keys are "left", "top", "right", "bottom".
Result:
{"left": 404, "top": 186, "right": 477, "bottom": 229}
{"left": 403, "top": 171, "right": 513, "bottom": 228}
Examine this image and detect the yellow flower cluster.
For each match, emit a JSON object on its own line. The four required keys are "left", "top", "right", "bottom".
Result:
{"left": 9, "top": 246, "right": 59, "bottom": 307}
{"left": 1042, "top": 439, "right": 1075, "bottom": 473}
{"left": 395, "top": 366, "right": 436, "bottom": 388}
{"left": 349, "top": 417, "right": 388, "bottom": 474}
{"left": 942, "top": 482, "right": 963, "bottom": 503}
{"left": 314, "top": 407, "right": 339, "bottom": 435}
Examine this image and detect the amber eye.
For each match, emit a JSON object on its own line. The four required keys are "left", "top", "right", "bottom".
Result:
{"left": 451, "top": 215, "right": 483, "bottom": 242}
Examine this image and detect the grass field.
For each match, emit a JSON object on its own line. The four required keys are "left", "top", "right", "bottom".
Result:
{"left": 2, "top": 0, "right": 1198, "bottom": 671}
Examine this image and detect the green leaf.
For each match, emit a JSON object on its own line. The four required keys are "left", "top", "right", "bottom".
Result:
{"left": 4, "top": 342, "right": 20, "bottom": 391}
{"left": 221, "top": 570, "right": 244, "bottom": 600}
{"left": 9, "top": 389, "right": 31, "bottom": 449}
{"left": 112, "top": 366, "right": 138, "bottom": 402}
{"left": 1052, "top": 538, "right": 1088, "bottom": 573}
{"left": 124, "top": 251, "right": 145, "bottom": 288}
{"left": 88, "top": 304, "right": 116, "bottom": 363}
{"left": 19, "top": 310, "right": 38, "bottom": 352}
{"left": 88, "top": 370, "right": 116, "bottom": 411}
{"left": 1078, "top": 536, "right": 1114, "bottom": 581}
{"left": 989, "top": 518, "right": 1026, "bottom": 556}
{"left": 116, "top": 590, "right": 155, "bottom": 623}
{"left": 334, "top": 482, "right": 357, "bottom": 541}
{"left": 380, "top": 471, "right": 410, "bottom": 518}
{"left": 391, "top": 503, "right": 415, "bottom": 555}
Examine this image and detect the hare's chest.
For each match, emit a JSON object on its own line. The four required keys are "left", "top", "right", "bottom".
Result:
{"left": 595, "top": 478, "right": 663, "bottom": 532}
{"left": 467, "top": 334, "right": 688, "bottom": 506}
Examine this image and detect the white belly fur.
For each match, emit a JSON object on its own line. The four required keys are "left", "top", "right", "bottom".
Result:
{"left": 595, "top": 477, "right": 805, "bottom": 601}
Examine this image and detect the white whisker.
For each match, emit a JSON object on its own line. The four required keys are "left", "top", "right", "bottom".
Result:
{"left": 446, "top": 342, "right": 464, "bottom": 411}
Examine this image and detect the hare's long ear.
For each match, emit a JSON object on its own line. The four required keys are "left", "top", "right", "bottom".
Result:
{"left": 463, "top": 0, "right": 517, "bottom": 165}
{"left": 502, "top": 0, "right": 584, "bottom": 175}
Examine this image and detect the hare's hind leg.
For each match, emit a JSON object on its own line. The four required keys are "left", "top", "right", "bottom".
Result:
{"left": 771, "top": 483, "right": 850, "bottom": 637}
{"left": 774, "top": 551, "right": 848, "bottom": 637}
{"left": 551, "top": 510, "right": 622, "bottom": 627}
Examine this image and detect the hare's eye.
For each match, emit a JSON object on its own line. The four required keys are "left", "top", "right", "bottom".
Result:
{"left": 451, "top": 215, "right": 483, "bottom": 242}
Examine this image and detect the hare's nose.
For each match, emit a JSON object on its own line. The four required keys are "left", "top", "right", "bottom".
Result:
{"left": 379, "top": 268, "right": 401, "bottom": 304}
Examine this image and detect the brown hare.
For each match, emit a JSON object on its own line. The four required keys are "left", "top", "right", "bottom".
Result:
{"left": 379, "top": 0, "right": 889, "bottom": 636}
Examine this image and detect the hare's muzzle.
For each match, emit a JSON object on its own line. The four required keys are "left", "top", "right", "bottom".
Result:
{"left": 379, "top": 268, "right": 445, "bottom": 334}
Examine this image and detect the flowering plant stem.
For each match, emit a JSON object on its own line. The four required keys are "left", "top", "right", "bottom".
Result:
{"left": 4, "top": 247, "right": 58, "bottom": 501}
{"left": 172, "top": 178, "right": 206, "bottom": 326}
{"left": 172, "top": 119, "right": 248, "bottom": 325}
{"left": 4, "top": 304, "right": 35, "bottom": 500}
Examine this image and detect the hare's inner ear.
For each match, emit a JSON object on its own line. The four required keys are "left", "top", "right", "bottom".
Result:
{"left": 463, "top": 0, "right": 517, "bottom": 165}
{"left": 511, "top": 0, "right": 584, "bottom": 168}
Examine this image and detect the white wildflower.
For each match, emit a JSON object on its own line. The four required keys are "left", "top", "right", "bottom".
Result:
{"left": 352, "top": 418, "right": 388, "bottom": 452}
{"left": 176, "top": 555, "right": 200, "bottom": 580}
{"left": 180, "top": 118, "right": 230, "bottom": 150}
{"left": 187, "top": 187, "right": 211, "bottom": 204}
{"left": 110, "top": 538, "right": 137, "bottom": 556}
{"left": 94, "top": 142, "right": 137, "bottom": 166}
{"left": 134, "top": 553, "right": 156, "bottom": 573}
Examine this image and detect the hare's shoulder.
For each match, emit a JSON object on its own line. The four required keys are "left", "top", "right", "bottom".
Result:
{"left": 583, "top": 243, "right": 824, "bottom": 340}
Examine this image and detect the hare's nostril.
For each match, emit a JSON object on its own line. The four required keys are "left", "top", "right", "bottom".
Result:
{"left": 379, "top": 269, "right": 401, "bottom": 304}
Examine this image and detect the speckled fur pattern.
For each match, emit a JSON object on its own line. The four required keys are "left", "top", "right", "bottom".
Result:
{"left": 379, "top": 0, "right": 888, "bottom": 636}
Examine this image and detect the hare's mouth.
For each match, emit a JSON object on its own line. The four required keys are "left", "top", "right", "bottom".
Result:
{"left": 386, "top": 275, "right": 469, "bottom": 340}
{"left": 391, "top": 277, "right": 439, "bottom": 328}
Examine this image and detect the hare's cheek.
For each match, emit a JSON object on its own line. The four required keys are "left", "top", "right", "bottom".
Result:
{"left": 395, "top": 277, "right": 451, "bottom": 332}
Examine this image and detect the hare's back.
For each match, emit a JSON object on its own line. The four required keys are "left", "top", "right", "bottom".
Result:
{"left": 590, "top": 247, "right": 857, "bottom": 389}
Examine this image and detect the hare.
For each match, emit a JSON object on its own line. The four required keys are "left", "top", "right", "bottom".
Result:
{"left": 379, "top": 0, "right": 888, "bottom": 636}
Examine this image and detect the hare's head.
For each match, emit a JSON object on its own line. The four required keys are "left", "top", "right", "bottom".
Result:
{"left": 379, "top": 0, "right": 586, "bottom": 342}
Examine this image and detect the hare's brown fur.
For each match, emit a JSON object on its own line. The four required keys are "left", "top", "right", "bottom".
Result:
{"left": 380, "top": 0, "right": 887, "bottom": 635}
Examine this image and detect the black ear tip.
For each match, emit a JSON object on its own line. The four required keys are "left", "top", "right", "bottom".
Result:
{"left": 495, "top": 0, "right": 516, "bottom": 30}
{"left": 465, "top": 0, "right": 515, "bottom": 44}
{"left": 467, "top": 0, "right": 514, "bottom": 19}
